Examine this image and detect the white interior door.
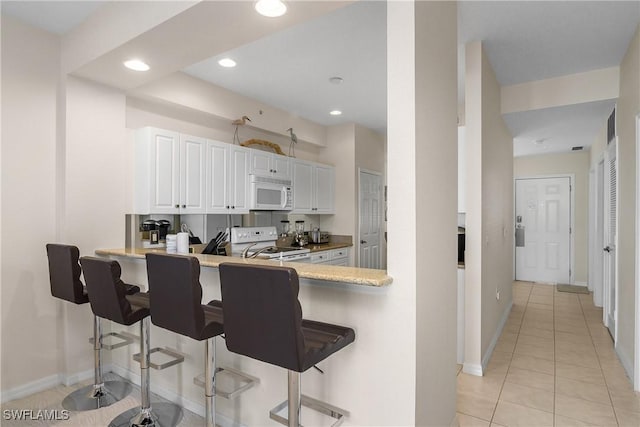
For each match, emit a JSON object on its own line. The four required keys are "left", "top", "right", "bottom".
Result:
{"left": 593, "top": 160, "right": 605, "bottom": 307}
{"left": 515, "top": 177, "right": 571, "bottom": 283}
{"left": 603, "top": 140, "right": 617, "bottom": 339}
{"left": 359, "top": 170, "right": 381, "bottom": 269}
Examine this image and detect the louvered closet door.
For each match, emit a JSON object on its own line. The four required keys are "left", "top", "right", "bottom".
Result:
{"left": 603, "top": 139, "right": 618, "bottom": 340}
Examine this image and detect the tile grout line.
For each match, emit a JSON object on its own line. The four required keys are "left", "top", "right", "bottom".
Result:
{"left": 579, "top": 290, "right": 621, "bottom": 427}
{"left": 488, "top": 281, "right": 532, "bottom": 425}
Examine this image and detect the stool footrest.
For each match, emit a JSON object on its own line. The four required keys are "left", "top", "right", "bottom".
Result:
{"left": 269, "top": 394, "right": 349, "bottom": 427}
{"left": 193, "top": 366, "right": 260, "bottom": 399}
{"left": 133, "top": 347, "right": 185, "bottom": 370}
{"left": 88, "top": 331, "right": 134, "bottom": 350}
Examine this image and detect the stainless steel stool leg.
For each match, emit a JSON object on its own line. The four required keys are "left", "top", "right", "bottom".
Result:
{"left": 62, "top": 316, "right": 132, "bottom": 411}
{"left": 288, "top": 371, "right": 301, "bottom": 427}
{"left": 110, "top": 318, "right": 183, "bottom": 427}
{"left": 205, "top": 338, "right": 216, "bottom": 427}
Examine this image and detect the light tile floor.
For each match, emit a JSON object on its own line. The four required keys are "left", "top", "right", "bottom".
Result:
{"left": 455, "top": 281, "right": 640, "bottom": 427}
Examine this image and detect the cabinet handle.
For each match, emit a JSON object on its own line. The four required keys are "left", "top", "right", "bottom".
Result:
{"left": 231, "top": 206, "right": 235, "bottom": 209}
{"left": 274, "top": 169, "right": 277, "bottom": 173}
{"left": 226, "top": 205, "right": 230, "bottom": 209}
{"left": 175, "top": 204, "right": 180, "bottom": 208}
{"left": 182, "top": 205, "right": 186, "bottom": 208}
{"left": 269, "top": 169, "right": 273, "bottom": 173}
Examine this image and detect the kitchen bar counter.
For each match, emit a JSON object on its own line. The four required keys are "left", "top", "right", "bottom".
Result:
{"left": 95, "top": 247, "right": 391, "bottom": 287}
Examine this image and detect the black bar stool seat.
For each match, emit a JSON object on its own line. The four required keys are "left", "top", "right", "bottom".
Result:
{"left": 81, "top": 256, "right": 183, "bottom": 427}
{"left": 45, "top": 244, "right": 135, "bottom": 412}
{"left": 218, "top": 262, "right": 355, "bottom": 427}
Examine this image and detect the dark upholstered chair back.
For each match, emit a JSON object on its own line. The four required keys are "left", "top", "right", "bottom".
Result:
{"left": 218, "top": 263, "right": 306, "bottom": 372}
{"left": 80, "top": 257, "right": 136, "bottom": 325}
{"left": 145, "top": 253, "right": 206, "bottom": 340}
{"left": 46, "top": 243, "right": 88, "bottom": 304}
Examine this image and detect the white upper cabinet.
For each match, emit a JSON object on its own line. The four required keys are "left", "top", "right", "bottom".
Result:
{"left": 249, "top": 151, "right": 291, "bottom": 179}
{"left": 206, "top": 140, "right": 249, "bottom": 214}
{"left": 134, "top": 127, "right": 205, "bottom": 214}
{"left": 179, "top": 134, "right": 207, "bottom": 214}
{"left": 135, "top": 127, "right": 180, "bottom": 214}
{"left": 292, "top": 159, "right": 335, "bottom": 214}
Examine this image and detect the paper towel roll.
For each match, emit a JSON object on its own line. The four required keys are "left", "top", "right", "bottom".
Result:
{"left": 177, "top": 232, "right": 190, "bottom": 254}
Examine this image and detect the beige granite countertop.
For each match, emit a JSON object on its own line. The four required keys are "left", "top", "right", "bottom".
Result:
{"left": 305, "top": 242, "right": 352, "bottom": 253}
{"left": 95, "top": 247, "right": 392, "bottom": 287}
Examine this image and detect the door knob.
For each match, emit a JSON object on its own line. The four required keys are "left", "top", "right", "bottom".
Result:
{"left": 360, "top": 240, "right": 367, "bottom": 244}
{"left": 604, "top": 246, "right": 611, "bottom": 253}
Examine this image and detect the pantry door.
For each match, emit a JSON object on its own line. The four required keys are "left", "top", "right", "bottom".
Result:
{"left": 358, "top": 169, "right": 382, "bottom": 269}
{"left": 515, "top": 177, "right": 571, "bottom": 283}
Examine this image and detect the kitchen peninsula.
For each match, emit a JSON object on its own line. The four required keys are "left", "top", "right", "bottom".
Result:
{"left": 94, "top": 247, "right": 392, "bottom": 426}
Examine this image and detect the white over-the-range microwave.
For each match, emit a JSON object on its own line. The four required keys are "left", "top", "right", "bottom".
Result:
{"left": 249, "top": 174, "right": 293, "bottom": 211}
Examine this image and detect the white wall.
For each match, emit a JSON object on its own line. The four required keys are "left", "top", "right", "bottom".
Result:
{"left": 1, "top": 15, "right": 62, "bottom": 392}
{"left": 614, "top": 25, "right": 639, "bottom": 377}
{"left": 514, "top": 151, "right": 591, "bottom": 284}
{"left": 465, "top": 41, "right": 514, "bottom": 374}
{"left": 413, "top": 2, "right": 458, "bottom": 423}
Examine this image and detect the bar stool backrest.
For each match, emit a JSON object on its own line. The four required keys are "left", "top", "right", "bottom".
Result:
{"left": 145, "top": 253, "right": 206, "bottom": 340}
{"left": 80, "top": 257, "right": 136, "bottom": 326}
{"left": 218, "top": 263, "right": 306, "bottom": 372}
{"left": 46, "top": 243, "right": 88, "bottom": 304}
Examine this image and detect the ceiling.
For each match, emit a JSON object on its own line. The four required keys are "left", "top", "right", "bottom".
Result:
{"left": 2, "top": 1, "right": 639, "bottom": 157}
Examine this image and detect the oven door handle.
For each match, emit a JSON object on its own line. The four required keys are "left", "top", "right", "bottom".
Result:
{"left": 281, "top": 187, "right": 288, "bottom": 209}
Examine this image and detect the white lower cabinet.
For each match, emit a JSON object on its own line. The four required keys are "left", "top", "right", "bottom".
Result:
{"left": 309, "top": 248, "right": 351, "bottom": 266}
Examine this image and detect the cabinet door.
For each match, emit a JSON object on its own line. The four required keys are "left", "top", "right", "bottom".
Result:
{"left": 272, "top": 155, "right": 291, "bottom": 179}
{"left": 229, "top": 146, "right": 250, "bottom": 213}
{"left": 149, "top": 129, "right": 180, "bottom": 214}
{"left": 180, "top": 135, "right": 206, "bottom": 214}
{"left": 292, "top": 160, "right": 313, "bottom": 213}
{"left": 206, "top": 140, "right": 229, "bottom": 213}
{"left": 249, "top": 151, "right": 272, "bottom": 176}
{"left": 314, "top": 165, "right": 335, "bottom": 213}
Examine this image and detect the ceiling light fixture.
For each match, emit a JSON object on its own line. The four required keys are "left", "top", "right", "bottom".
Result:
{"left": 329, "top": 76, "right": 344, "bottom": 85}
{"left": 123, "top": 59, "right": 150, "bottom": 71}
{"left": 329, "top": 110, "right": 342, "bottom": 116}
{"left": 218, "top": 58, "right": 237, "bottom": 68}
{"left": 255, "top": 0, "right": 287, "bottom": 17}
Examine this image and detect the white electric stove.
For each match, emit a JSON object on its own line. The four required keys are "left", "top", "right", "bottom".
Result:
{"left": 229, "top": 226, "right": 310, "bottom": 262}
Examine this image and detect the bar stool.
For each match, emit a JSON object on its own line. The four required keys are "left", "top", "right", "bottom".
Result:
{"left": 218, "top": 263, "right": 355, "bottom": 427}
{"left": 45, "top": 243, "right": 134, "bottom": 411}
{"left": 145, "top": 253, "right": 258, "bottom": 427}
{"left": 80, "top": 256, "right": 183, "bottom": 427}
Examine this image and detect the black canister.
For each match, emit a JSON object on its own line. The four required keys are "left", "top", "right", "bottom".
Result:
{"left": 155, "top": 220, "right": 171, "bottom": 240}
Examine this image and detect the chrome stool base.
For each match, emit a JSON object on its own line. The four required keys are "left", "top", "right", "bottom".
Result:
{"left": 62, "top": 380, "right": 133, "bottom": 411}
{"left": 108, "top": 402, "right": 183, "bottom": 427}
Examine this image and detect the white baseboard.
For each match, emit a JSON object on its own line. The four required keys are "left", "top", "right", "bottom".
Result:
{"left": 1, "top": 373, "right": 63, "bottom": 404}
{"left": 615, "top": 345, "right": 634, "bottom": 383}
{"left": 109, "top": 364, "right": 244, "bottom": 427}
{"left": 573, "top": 281, "right": 588, "bottom": 287}
{"left": 481, "top": 300, "right": 514, "bottom": 372}
{"left": 62, "top": 367, "right": 96, "bottom": 387}
{"left": 462, "top": 363, "right": 483, "bottom": 376}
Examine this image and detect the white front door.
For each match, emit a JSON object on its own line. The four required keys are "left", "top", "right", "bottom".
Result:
{"left": 603, "top": 139, "right": 618, "bottom": 339}
{"left": 358, "top": 170, "right": 382, "bottom": 269}
{"left": 515, "top": 177, "right": 571, "bottom": 283}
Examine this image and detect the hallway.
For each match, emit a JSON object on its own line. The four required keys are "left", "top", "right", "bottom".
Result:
{"left": 456, "top": 281, "right": 640, "bottom": 426}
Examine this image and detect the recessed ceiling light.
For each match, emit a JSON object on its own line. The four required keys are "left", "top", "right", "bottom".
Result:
{"left": 218, "top": 58, "right": 237, "bottom": 68}
{"left": 329, "top": 110, "right": 342, "bottom": 116}
{"left": 329, "top": 76, "right": 343, "bottom": 85}
{"left": 533, "top": 138, "right": 546, "bottom": 145}
{"left": 123, "top": 59, "right": 150, "bottom": 71}
{"left": 255, "top": 0, "right": 287, "bottom": 17}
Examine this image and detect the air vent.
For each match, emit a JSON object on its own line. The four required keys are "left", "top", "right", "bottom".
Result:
{"left": 607, "top": 107, "right": 616, "bottom": 144}
{"left": 571, "top": 146, "right": 584, "bottom": 151}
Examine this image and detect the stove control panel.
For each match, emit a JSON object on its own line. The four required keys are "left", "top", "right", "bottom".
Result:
{"left": 230, "top": 226, "right": 279, "bottom": 244}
